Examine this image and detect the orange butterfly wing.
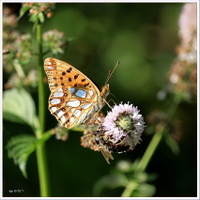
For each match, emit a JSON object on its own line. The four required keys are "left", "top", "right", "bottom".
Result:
{"left": 44, "top": 57, "right": 109, "bottom": 128}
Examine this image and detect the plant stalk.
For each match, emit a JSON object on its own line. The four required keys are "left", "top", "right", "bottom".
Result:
{"left": 137, "top": 94, "right": 181, "bottom": 172}
{"left": 137, "top": 128, "right": 165, "bottom": 172}
{"left": 35, "top": 23, "right": 50, "bottom": 197}
{"left": 121, "top": 181, "right": 138, "bottom": 197}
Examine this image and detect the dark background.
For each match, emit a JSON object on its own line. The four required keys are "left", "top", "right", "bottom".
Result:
{"left": 3, "top": 3, "right": 197, "bottom": 197}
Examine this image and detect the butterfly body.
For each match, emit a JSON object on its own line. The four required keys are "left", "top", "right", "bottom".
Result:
{"left": 44, "top": 57, "right": 110, "bottom": 128}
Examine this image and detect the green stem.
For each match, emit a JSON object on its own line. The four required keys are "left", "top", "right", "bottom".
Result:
{"left": 36, "top": 140, "right": 50, "bottom": 196}
{"left": 35, "top": 23, "right": 50, "bottom": 197}
{"left": 137, "top": 94, "right": 181, "bottom": 172}
{"left": 37, "top": 24, "right": 45, "bottom": 134}
{"left": 137, "top": 128, "right": 165, "bottom": 172}
{"left": 121, "top": 181, "right": 138, "bottom": 197}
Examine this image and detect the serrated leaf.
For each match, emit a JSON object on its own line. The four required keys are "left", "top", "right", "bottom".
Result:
{"left": 6, "top": 134, "right": 37, "bottom": 178}
{"left": 6, "top": 132, "right": 52, "bottom": 178}
{"left": 3, "top": 88, "right": 37, "bottom": 129}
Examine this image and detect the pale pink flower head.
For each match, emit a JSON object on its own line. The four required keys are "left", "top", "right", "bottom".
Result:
{"left": 102, "top": 102, "right": 145, "bottom": 153}
{"left": 179, "top": 3, "right": 197, "bottom": 44}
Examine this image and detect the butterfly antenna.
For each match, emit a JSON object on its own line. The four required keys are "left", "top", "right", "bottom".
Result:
{"left": 105, "top": 61, "right": 120, "bottom": 85}
{"left": 109, "top": 92, "right": 118, "bottom": 103}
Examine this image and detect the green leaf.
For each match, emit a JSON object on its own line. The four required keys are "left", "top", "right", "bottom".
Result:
{"left": 6, "top": 132, "right": 52, "bottom": 178}
{"left": 29, "top": 13, "right": 38, "bottom": 23}
{"left": 3, "top": 88, "right": 37, "bottom": 129}
{"left": 133, "top": 183, "right": 156, "bottom": 197}
{"left": 6, "top": 134, "right": 37, "bottom": 178}
{"left": 93, "top": 173, "right": 128, "bottom": 196}
{"left": 165, "top": 134, "right": 180, "bottom": 155}
{"left": 18, "top": 5, "right": 30, "bottom": 20}
{"left": 38, "top": 12, "right": 45, "bottom": 23}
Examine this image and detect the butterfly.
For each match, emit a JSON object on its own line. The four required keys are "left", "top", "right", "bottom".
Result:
{"left": 44, "top": 57, "right": 111, "bottom": 128}
{"left": 44, "top": 57, "right": 119, "bottom": 164}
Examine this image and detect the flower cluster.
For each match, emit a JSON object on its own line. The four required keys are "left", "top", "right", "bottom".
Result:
{"left": 53, "top": 123, "right": 69, "bottom": 141}
{"left": 3, "top": 32, "right": 32, "bottom": 69}
{"left": 15, "top": 34, "right": 32, "bottom": 65}
{"left": 3, "top": 5, "right": 19, "bottom": 72}
{"left": 3, "top": 31, "right": 35, "bottom": 89}
{"left": 146, "top": 109, "right": 182, "bottom": 145}
{"left": 168, "top": 3, "right": 197, "bottom": 101}
{"left": 81, "top": 102, "right": 145, "bottom": 163}
{"left": 3, "top": 5, "right": 32, "bottom": 68}
{"left": 4, "top": 69, "right": 38, "bottom": 90}
{"left": 3, "top": 4, "right": 66, "bottom": 90}
{"left": 3, "top": 6, "right": 17, "bottom": 29}
{"left": 179, "top": 3, "right": 197, "bottom": 45}
{"left": 43, "top": 30, "right": 67, "bottom": 55}
{"left": 22, "top": 3, "right": 55, "bottom": 19}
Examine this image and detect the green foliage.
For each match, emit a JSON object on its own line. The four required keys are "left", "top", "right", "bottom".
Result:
{"left": 3, "top": 88, "right": 42, "bottom": 178}
{"left": 93, "top": 173, "right": 128, "bottom": 195}
{"left": 19, "top": 5, "right": 30, "bottom": 19}
{"left": 3, "top": 88, "right": 38, "bottom": 130}
{"left": 6, "top": 134, "right": 37, "bottom": 178}
{"left": 94, "top": 160, "right": 156, "bottom": 197}
{"left": 6, "top": 131, "right": 52, "bottom": 178}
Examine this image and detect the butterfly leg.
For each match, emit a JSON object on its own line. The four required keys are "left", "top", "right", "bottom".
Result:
{"left": 100, "top": 148, "right": 114, "bottom": 164}
{"left": 103, "top": 98, "right": 116, "bottom": 109}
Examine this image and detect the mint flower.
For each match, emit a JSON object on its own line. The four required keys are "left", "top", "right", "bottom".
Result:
{"left": 22, "top": 3, "right": 55, "bottom": 19}
{"left": 43, "top": 30, "right": 67, "bottom": 55}
{"left": 81, "top": 102, "right": 145, "bottom": 163}
{"left": 102, "top": 102, "right": 145, "bottom": 153}
{"left": 167, "top": 3, "right": 197, "bottom": 101}
{"left": 179, "top": 3, "right": 197, "bottom": 44}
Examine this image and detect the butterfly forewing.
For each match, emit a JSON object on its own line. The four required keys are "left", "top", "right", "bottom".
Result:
{"left": 44, "top": 57, "right": 110, "bottom": 128}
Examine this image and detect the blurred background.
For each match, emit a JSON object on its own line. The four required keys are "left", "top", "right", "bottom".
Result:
{"left": 3, "top": 3, "right": 197, "bottom": 197}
